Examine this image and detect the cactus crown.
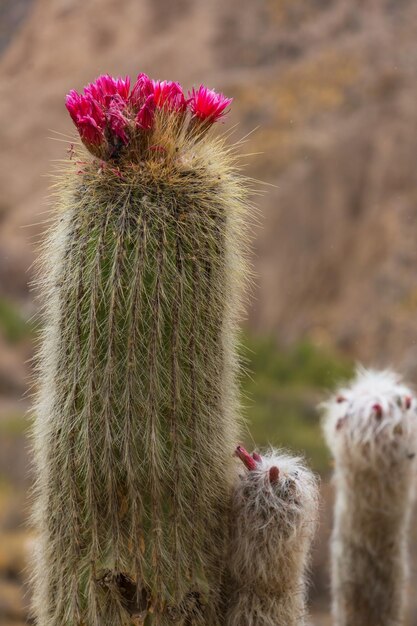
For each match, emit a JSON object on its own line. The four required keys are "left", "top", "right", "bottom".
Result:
{"left": 234, "top": 447, "right": 319, "bottom": 535}
{"left": 322, "top": 367, "right": 417, "bottom": 467}
{"left": 323, "top": 369, "right": 417, "bottom": 626}
{"left": 66, "top": 73, "right": 232, "bottom": 161}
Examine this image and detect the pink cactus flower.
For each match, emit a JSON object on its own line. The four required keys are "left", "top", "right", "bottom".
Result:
{"left": 85, "top": 74, "right": 131, "bottom": 105}
{"left": 130, "top": 73, "right": 154, "bottom": 109}
{"left": 113, "top": 76, "right": 131, "bottom": 101}
{"left": 66, "top": 73, "right": 230, "bottom": 156}
{"left": 152, "top": 80, "right": 187, "bottom": 112}
{"left": 136, "top": 94, "right": 156, "bottom": 130}
{"left": 76, "top": 116, "right": 104, "bottom": 146}
{"left": 66, "top": 76, "right": 131, "bottom": 148}
{"left": 106, "top": 94, "right": 130, "bottom": 144}
{"left": 187, "top": 85, "right": 232, "bottom": 123}
{"left": 65, "top": 90, "right": 105, "bottom": 146}
{"left": 131, "top": 75, "right": 186, "bottom": 113}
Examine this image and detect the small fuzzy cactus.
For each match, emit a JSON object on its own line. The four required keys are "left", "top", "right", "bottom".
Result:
{"left": 225, "top": 446, "right": 319, "bottom": 626}
{"left": 32, "top": 73, "right": 250, "bottom": 626}
{"left": 322, "top": 368, "right": 417, "bottom": 626}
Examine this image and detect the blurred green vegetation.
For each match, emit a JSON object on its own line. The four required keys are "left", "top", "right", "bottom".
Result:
{"left": 240, "top": 334, "right": 354, "bottom": 475}
{"left": 0, "top": 297, "right": 33, "bottom": 344}
{"left": 0, "top": 414, "right": 29, "bottom": 436}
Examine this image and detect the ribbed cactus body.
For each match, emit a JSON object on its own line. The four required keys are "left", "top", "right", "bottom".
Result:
{"left": 226, "top": 449, "right": 319, "bottom": 626}
{"left": 323, "top": 368, "right": 417, "bottom": 626}
{"left": 33, "top": 112, "right": 249, "bottom": 624}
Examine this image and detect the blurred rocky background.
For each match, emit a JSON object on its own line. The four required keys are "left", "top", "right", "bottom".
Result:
{"left": 1, "top": 0, "right": 417, "bottom": 624}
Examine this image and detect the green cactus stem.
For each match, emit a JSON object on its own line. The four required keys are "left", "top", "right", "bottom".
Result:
{"left": 32, "top": 74, "right": 251, "bottom": 626}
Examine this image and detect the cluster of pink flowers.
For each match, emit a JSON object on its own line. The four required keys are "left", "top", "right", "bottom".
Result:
{"left": 66, "top": 73, "right": 232, "bottom": 153}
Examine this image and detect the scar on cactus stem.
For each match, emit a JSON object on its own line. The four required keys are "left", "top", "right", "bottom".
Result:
{"left": 322, "top": 368, "right": 417, "bottom": 626}
{"left": 32, "top": 71, "right": 250, "bottom": 626}
{"left": 227, "top": 450, "right": 319, "bottom": 626}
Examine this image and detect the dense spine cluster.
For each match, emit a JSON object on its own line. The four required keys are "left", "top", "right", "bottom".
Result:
{"left": 32, "top": 73, "right": 250, "bottom": 626}
{"left": 226, "top": 447, "right": 319, "bottom": 626}
{"left": 323, "top": 368, "right": 417, "bottom": 626}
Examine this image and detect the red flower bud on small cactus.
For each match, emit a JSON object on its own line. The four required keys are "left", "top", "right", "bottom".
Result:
{"left": 405, "top": 396, "right": 412, "bottom": 410}
{"left": 188, "top": 85, "right": 232, "bottom": 123}
{"left": 269, "top": 466, "right": 280, "bottom": 484}
{"left": 235, "top": 446, "right": 258, "bottom": 471}
{"left": 372, "top": 403, "right": 383, "bottom": 420}
{"left": 252, "top": 452, "right": 262, "bottom": 463}
{"left": 336, "top": 416, "right": 347, "bottom": 431}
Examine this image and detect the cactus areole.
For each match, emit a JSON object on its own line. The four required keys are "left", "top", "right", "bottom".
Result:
{"left": 32, "top": 73, "right": 250, "bottom": 626}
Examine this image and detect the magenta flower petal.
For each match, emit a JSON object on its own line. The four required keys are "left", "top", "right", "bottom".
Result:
{"left": 85, "top": 74, "right": 130, "bottom": 105}
{"left": 114, "top": 76, "right": 131, "bottom": 101}
{"left": 130, "top": 73, "right": 154, "bottom": 109}
{"left": 77, "top": 116, "right": 104, "bottom": 146}
{"left": 65, "top": 89, "right": 83, "bottom": 123}
{"left": 152, "top": 80, "right": 186, "bottom": 112}
{"left": 106, "top": 95, "right": 130, "bottom": 144}
{"left": 65, "top": 90, "right": 105, "bottom": 146}
{"left": 187, "top": 85, "right": 232, "bottom": 123}
{"left": 136, "top": 94, "right": 156, "bottom": 130}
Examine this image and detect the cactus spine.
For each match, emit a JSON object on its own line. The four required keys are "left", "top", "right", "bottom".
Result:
{"left": 32, "top": 75, "right": 250, "bottom": 625}
{"left": 226, "top": 447, "right": 319, "bottom": 626}
{"left": 323, "top": 368, "right": 417, "bottom": 626}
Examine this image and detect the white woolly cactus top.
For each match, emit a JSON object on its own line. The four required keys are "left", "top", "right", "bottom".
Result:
{"left": 226, "top": 447, "right": 318, "bottom": 625}
{"left": 234, "top": 446, "right": 319, "bottom": 536}
{"left": 322, "top": 367, "right": 417, "bottom": 468}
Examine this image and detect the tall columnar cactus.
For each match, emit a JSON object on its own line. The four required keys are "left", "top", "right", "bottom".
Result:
{"left": 32, "top": 73, "right": 251, "bottom": 626}
{"left": 322, "top": 368, "right": 417, "bottom": 626}
{"left": 225, "top": 447, "right": 319, "bottom": 626}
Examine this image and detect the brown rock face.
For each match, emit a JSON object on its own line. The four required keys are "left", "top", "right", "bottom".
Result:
{"left": 1, "top": 0, "right": 417, "bottom": 369}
